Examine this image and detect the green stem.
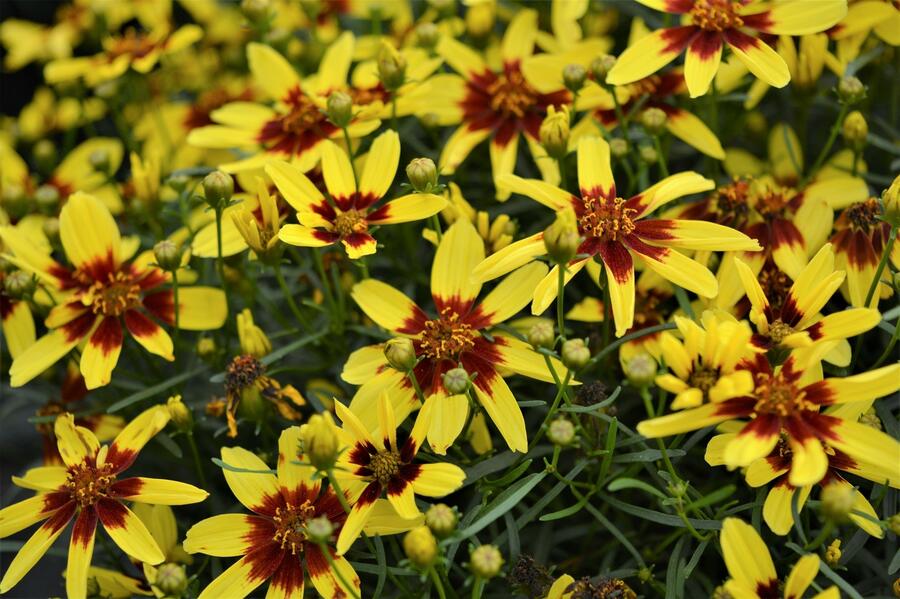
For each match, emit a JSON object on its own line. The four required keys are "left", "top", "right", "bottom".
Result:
{"left": 806, "top": 103, "right": 850, "bottom": 185}
{"left": 863, "top": 226, "right": 896, "bottom": 308}
{"left": 804, "top": 520, "right": 834, "bottom": 551}
{"left": 652, "top": 135, "right": 669, "bottom": 177}
{"left": 342, "top": 126, "right": 359, "bottom": 188}
{"left": 873, "top": 314, "right": 900, "bottom": 368}
{"left": 531, "top": 370, "right": 573, "bottom": 450}
{"left": 406, "top": 369, "right": 428, "bottom": 405}
{"left": 326, "top": 469, "right": 353, "bottom": 514}
{"left": 274, "top": 261, "right": 311, "bottom": 331}
{"left": 470, "top": 576, "right": 485, "bottom": 599}
{"left": 556, "top": 261, "right": 567, "bottom": 341}
{"left": 317, "top": 540, "right": 361, "bottom": 599}
{"left": 557, "top": 156, "right": 568, "bottom": 193}
{"left": 430, "top": 214, "right": 443, "bottom": 243}
{"left": 429, "top": 567, "right": 447, "bottom": 599}
{"left": 214, "top": 204, "right": 230, "bottom": 316}
{"left": 391, "top": 96, "right": 399, "bottom": 131}
{"left": 186, "top": 431, "right": 207, "bottom": 489}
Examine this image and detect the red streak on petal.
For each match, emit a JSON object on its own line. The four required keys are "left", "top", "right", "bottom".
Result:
{"left": 659, "top": 25, "right": 699, "bottom": 54}
{"left": 124, "top": 310, "right": 161, "bottom": 340}
{"left": 95, "top": 498, "right": 130, "bottom": 531}
{"left": 242, "top": 541, "right": 285, "bottom": 584}
{"left": 89, "top": 317, "right": 123, "bottom": 356}
{"left": 71, "top": 505, "right": 98, "bottom": 548}
{"left": 143, "top": 290, "right": 175, "bottom": 326}
{"left": 269, "top": 556, "right": 305, "bottom": 595}
{"left": 109, "top": 477, "right": 144, "bottom": 498}
{"left": 597, "top": 240, "right": 634, "bottom": 284}
{"left": 62, "top": 312, "right": 97, "bottom": 344}
{"left": 689, "top": 31, "right": 724, "bottom": 60}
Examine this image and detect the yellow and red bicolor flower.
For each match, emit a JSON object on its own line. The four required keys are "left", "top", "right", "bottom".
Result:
{"left": 221, "top": 354, "right": 306, "bottom": 439}
{"left": 0, "top": 406, "right": 207, "bottom": 599}
{"left": 269, "top": 130, "right": 447, "bottom": 259}
{"left": 607, "top": 0, "right": 847, "bottom": 97}
{"left": 719, "top": 518, "right": 838, "bottom": 598}
{"left": 188, "top": 39, "right": 380, "bottom": 173}
{"left": 475, "top": 136, "right": 760, "bottom": 337}
{"left": 184, "top": 427, "right": 396, "bottom": 599}
{"left": 0, "top": 271, "right": 36, "bottom": 360}
{"left": 44, "top": 25, "right": 202, "bottom": 86}
{"left": 0, "top": 192, "right": 227, "bottom": 389}
{"left": 571, "top": 68, "right": 725, "bottom": 159}
{"left": 735, "top": 243, "right": 882, "bottom": 362}
{"left": 345, "top": 219, "right": 566, "bottom": 454}
{"left": 333, "top": 395, "right": 465, "bottom": 555}
{"left": 827, "top": 0, "right": 900, "bottom": 72}
{"left": 433, "top": 9, "right": 571, "bottom": 200}
{"left": 830, "top": 197, "right": 900, "bottom": 308}
{"left": 708, "top": 402, "right": 897, "bottom": 537}
{"left": 638, "top": 351, "right": 900, "bottom": 488}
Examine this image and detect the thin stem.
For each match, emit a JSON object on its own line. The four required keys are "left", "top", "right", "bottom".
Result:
{"left": 214, "top": 204, "right": 230, "bottom": 316}
{"left": 863, "top": 226, "right": 896, "bottom": 308}
{"left": 406, "top": 369, "right": 428, "bottom": 405}
{"left": 316, "top": 540, "right": 361, "bottom": 599}
{"left": 430, "top": 214, "right": 443, "bottom": 243}
{"left": 274, "top": 261, "right": 311, "bottom": 331}
{"left": 391, "top": 96, "right": 399, "bottom": 131}
{"left": 326, "top": 469, "right": 353, "bottom": 515}
{"left": 172, "top": 269, "right": 180, "bottom": 348}
{"left": 652, "top": 135, "right": 669, "bottom": 177}
{"left": 873, "top": 314, "right": 900, "bottom": 368}
{"left": 557, "top": 157, "right": 568, "bottom": 192}
{"left": 804, "top": 520, "right": 835, "bottom": 551}
{"left": 531, "top": 370, "right": 572, "bottom": 450}
{"left": 342, "top": 126, "right": 359, "bottom": 188}
{"left": 556, "top": 262, "right": 567, "bottom": 341}
{"left": 186, "top": 432, "right": 207, "bottom": 489}
{"left": 429, "top": 567, "right": 447, "bottom": 599}
{"left": 470, "top": 576, "right": 485, "bottom": 599}
{"left": 806, "top": 103, "right": 851, "bottom": 185}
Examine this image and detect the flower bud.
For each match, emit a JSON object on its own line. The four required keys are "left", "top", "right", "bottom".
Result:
{"left": 527, "top": 320, "right": 555, "bottom": 349}
{"left": 609, "top": 138, "right": 628, "bottom": 159}
{"left": 442, "top": 367, "right": 470, "bottom": 395}
{"left": 745, "top": 111, "right": 768, "bottom": 138}
{"left": 561, "top": 338, "right": 591, "bottom": 370}
{"left": 1, "top": 183, "right": 28, "bottom": 219}
{"left": 299, "top": 412, "right": 341, "bottom": 471}
{"left": 167, "top": 174, "right": 190, "bottom": 193}
{"left": 889, "top": 513, "right": 900, "bottom": 536}
{"left": 197, "top": 337, "right": 217, "bottom": 359}
{"left": 166, "top": 395, "right": 193, "bottom": 431}
{"left": 377, "top": 42, "right": 407, "bottom": 91}
{"left": 404, "top": 525, "right": 438, "bottom": 568}
{"left": 34, "top": 184, "right": 60, "bottom": 213}
{"left": 384, "top": 337, "right": 416, "bottom": 371}
{"left": 820, "top": 483, "right": 854, "bottom": 523}
{"left": 590, "top": 55, "right": 616, "bottom": 83}
{"left": 306, "top": 515, "right": 335, "bottom": 543}
{"left": 202, "top": 170, "right": 234, "bottom": 208}
{"left": 326, "top": 91, "right": 353, "bottom": 128}
{"left": 837, "top": 76, "right": 866, "bottom": 104}
{"left": 406, "top": 157, "right": 438, "bottom": 192}
{"left": 639, "top": 144, "right": 658, "bottom": 165}
{"left": 86, "top": 575, "right": 101, "bottom": 597}
{"left": 547, "top": 417, "right": 575, "bottom": 446}
{"left": 640, "top": 107, "right": 667, "bottom": 135}
{"left": 624, "top": 352, "right": 657, "bottom": 388}
{"left": 32, "top": 139, "right": 56, "bottom": 174}
{"left": 859, "top": 406, "right": 883, "bottom": 430}
{"left": 4, "top": 270, "right": 35, "bottom": 300}
{"left": 241, "top": 0, "right": 271, "bottom": 22}
{"left": 825, "top": 539, "right": 841, "bottom": 566}
{"left": 466, "top": 2, "right": 495, "bottom": 38}
{"left": 416, "top": 22, "right": 439, "bottom": 50}
{"left": 882, "top": 174, "right": 900, "bottom": 227}
{"left": 543, "top": 209, "right": 580, "bottom": 264}
{"left": 842, "top": 110, "right": 868, "bottom": 150}
{"left": 425, "top": 503, "right": 457, "bottom": 538}
{"left": 563, "top": 64, "right": 586, "bottom": 93}
{"left": 154, "top": 563, "right": 188, "bottom": 596}
{"left": 42, "top": 217, "right": 61, "bottom": 245}
{"left": 153, "top": 240, "right": 183, "bottom": 271}
{"left": 237, "top": 309, "right": 272, "bottom": 359}
{"left": 539, "top": 105, "right": 570, "bottom": 160}
{"left": 89, "top": 149, "right": 110, "bottom": 174}
{"left": 469, "top": 545, "right": 503, "bottom": 579}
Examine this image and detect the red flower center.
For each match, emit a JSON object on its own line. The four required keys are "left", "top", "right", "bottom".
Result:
{"left": 66, "top": 460, "right": 116, "bottom": 507}
{"left": 107, "top": 29, "right": 157, "bottom": 59}
{"left": 845, "top": 198, "right": 881, "bottom": 231}
{"left": 272, "top": 501, "right": 317, "bottom": 554}
{"left": 689, "top": 0, "right": 744, "bottom": 31}
{"left": 420, "top": 308, "right": 476, "bottom": 361}
{"left": 83, "top": 271, "right": 141, "bottom": 317}
{"left": 753, "top": 185, "right": 796, "bottom": 219}
{"left": 485, "top": 69, "right": 539, "bottom": 120}
{"left": 280, "top": 93, "right": 329, "bottom": 137}
{"left": 751, "top": 371, "right": 810, "bottom": 417}
{"left": 334, "top": 209, "right": 369, "bottom": 237}
{"left": 579, "top": 196, "right": 637, "bottom": 241}
{"left": 757, "top": 263, "right": 792, "bottom": 314}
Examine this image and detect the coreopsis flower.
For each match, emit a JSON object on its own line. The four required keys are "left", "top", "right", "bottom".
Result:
{"left": 739, "top": 34, "right": 831, "bottom": 109}
{"left": 345, "top": 219, "right": 566, "bottom": 453}
{"left": 269, "top": 130, "right": 446, "bottom": 259}
{"left": 707, "top": 402, "right": 897, "bottom": 537}
{"left": 830, "top": 197, "right": 900, "bottom": 307}
{"left": 333, "top": 394, "right": 465, "bottom": 554}
{"left": 434, "top": 9, "right": 571, "bottom": 200}
{"left": 188, "top": 39, "right": 380, "bottom": 173}
{"left": 638, "top": 351, "right": 900, "bottom": 487}
{"left": 719, "top": 518, "right": 838, "bottom": 598}
{"left": 571, "top": 68, "right": 725, "bottom": 159}
{"left": 184, "top": 427, "right": 418, "bottom": 598}
{"left": 231, "top": 177, "right": 283, "bottom": 262}
{"left": 0, "top": 192, "right": 227, "bottom": 389}
{"left": 606, "top": 0, "right": 847, "bottom": 97}
{"left": 0, "top": 406, "right": 207, "bottom": 599}
{"left": 476, "top": 136, "right": 760, "bottom": 337}
{"left": 44, "top": 25, "right": 202, "bottom": 86}
{"left": 827, "top": 0, "right": 900, "bottom": 72}
{"left": 0, "top": 269, "right": 36, "bottom": 359}
{"left": 237, "top": 308, "right": 272, "bottom": 360}
{"left": 221, "top": 353, "right": 305, "bottom": 438}
{"left": 735, "top": 243, "right": 882, "bottom": 360}
{"left": 423, "top": 182, "right": 518, "bottom": 254}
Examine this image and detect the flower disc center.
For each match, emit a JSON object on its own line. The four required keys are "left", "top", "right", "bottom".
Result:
{"left": 846, "top": 198, "right": 880, "bottom": 231}
{"left": 579, "top": 196, "right": 637, "bottom": 242}
{"left": 420, "top": 308, "right": 477, "bottom": 361}
{"left": 84, "top": 272, "right": 141, "bottom": 316}
{"left": 66, "top": 461, "right": 116, "bottom": 507}
{"left": 487, "top": 69, "right": 538, "bottom": 119}
{"left": 752, "top": 372, "right": 808, "bottom": 417}
{"left": 369, "top": 450, "right": 401, "bottom": 486}
{"left": 272, "top": 501, "right": 316, "bottom": 554}
{"left": 690, "top": 0, "right": 743, "bottom": 31}
{"left": 334, "top": 209, "right": 369, "bottom": 237}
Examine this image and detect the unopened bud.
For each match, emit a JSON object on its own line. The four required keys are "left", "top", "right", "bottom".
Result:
{"left": 539, "top": 105, "right": 570, "bottom": 160}
{"left": 299, "top": 412, "right": 341, "bottom": 471}
{"left": 326, "top": 91, "right": 353, "bottom": 128}
{"left": 624, "top": 352, "right": 657, "bottom": 387}
{"left": 425, "top": 503, "right": 457, "bottom": 538}
{"left": 241, "top": 0, "right": 271, "bottom": 22}
{"left": 202, "top": 170, "right": 234, "bottom": 208}
{"left": 442, "top": 367, "right": 469, "bottom": 395}
{"left": 89, "top": 149, "right": 110, "bottom": 174}
{"left": 563, "top": 64, "right": 586, "bottom": 93}
{"left": 890, "top": 513, "right": 900, "bottom": 536}
{"left": 561, "top": 338, "right": 590, "bottom": 370}
{"left": 639, "top": 144, "right": 658, "bottom": 165}
{"left": 35, "top": 184, "right": 60, "bottom": 213}
{"left": 547, "top": 417, "right": 575, "bottom": 446}
{"left": 745, "top": 111, "right": 768, "bottom": 137}
{"left": 384, "top": 337, "right": 416, "bottom": 371}
{"left": 404, "top": 525, "right": 438, "bottom": 568}
{"left": 466, "top": 2, "right": 495, "bottom": 38}
{"left": 837, "top": 76, "right": 866, "bottom": 104}
{"left": 306, "top": 515, "right": 335, "bottom": 542}
{"left": 609, "top": 138, "right": 628, "bottom": 159}
{"left": 153, "top": 240, "right": 183, "bottom": 271}
{"left": 406, "top": 157, "right": 438, "bottom": 192}
{"left": 167, "top": 174, "right": 190, "bottom": 193}
{"left": 882, "top": 174, "right": 900, "bottom": 227}
{"left": 42, "top": 217, "right": 60, "bottom": 245}
{"left": 154, "top": 563, "right": 188, "bottom": 596}
{"left": 416, "top": 22, "right": 439, "bottom": 50}
{"left": 842, "top": 111, "right": 868, "bottom": 150}
{"left": 859, "top": 406, "right": 883, "bottom": 431}
{"left": 590, "top": 55, "right": 616, "bottom": 83}
{"left": 470, "top": 545, "right": 503, "bottom": 579}
{"left": 820, "top": 483, "right": 854, "bottom": 523}
{"left": 543, "top": 210, "right": 580, "bottom": 264}
{"left": 4, "top": 271, "right": 35, "bottom": 299}
{"left": 166, "top": 395, "right": 193, "bottom": 431}
{"left": 825, "top": 539, "right": 841, "bottom": 566}
{"left": 85, "top": 576, "right": 100, "bottom": 597}
{"left": 640, "top": 108, "right": 667, "bottom": 135}
{"left": 32, "top": 139, "right": 56, "bottom": 173}
{"left": 377, "top": 42, "right": 407, "bottom": 91}
{"left": 197, "top": 337, "right": 216, "bottom": 358}
{"left": 527, "top": 320, "right": 555, "bottom": 349}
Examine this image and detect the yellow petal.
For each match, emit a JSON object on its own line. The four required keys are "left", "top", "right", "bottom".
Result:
{"left": 184, "top": 514, "right": 262, "bottom": 557}
{"left": 577, "top": 136, "right": 615, "bottom": 197}
{"left": 218, "top": 447, "right": 280, "bottom": 513}
{"left": 472, "top": 374, "right": 527, "bottom": 453}
{"left": 358, "top": 129, "right": 399, "bottom": 200}
{"left": 607, "top": 26, "right": 694, "bottom": 86}
{"left": 177, "top": 287, "right": 227, "bottom": 330}
{"left": 720, "top": 518, "right": 778, "bottom": 590}
{"left": 111, "top": 477, "right": 208, "bottom": 505}
{"left": 59, "top": 191, "right": 121, "bottom": 272}
{"left": 411, "top": 463, "right": 466, "bottom": 497}
{"left": 247, "top": 42, "right": 300, "bottom": 102}
{"left": 367, "top": 194, "right": 447, "bottom": 225}
{"left": 438, "top": 125, "right": 490, "bottom": 175}
{"left": 472, "top": 232, "right": 547, "bottom": 283}
{"left": 351, "top": 279, "right": 425, "bottom": 333}
{"left": 431, "top": 219, "right": 485, "bottom": 310}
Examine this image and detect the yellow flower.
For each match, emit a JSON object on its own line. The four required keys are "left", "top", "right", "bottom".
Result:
{"left": 423, "top": 182, "right": 517, "bottom": 254}
{"left": 231, "top": 179, "right": 283, "bottom": 261}
{"left": 237, "top": 309, "right": 272, "bottom": 359}
{"left": 0, "top": 406, "right": 207, "bottom": 599}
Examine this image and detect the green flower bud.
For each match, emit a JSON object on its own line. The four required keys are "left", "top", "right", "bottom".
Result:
{"left": 167, "top": 174, "right": 190, "bottom": 193}
{"left": 590, "top": 55, "right": 617, "bottom": 83}
{"left": 842, "top": 110, "right": 868, "bottom": 150}
{"left": 202, "top": 170, "right": 234, "bottom": 208}
{"left": 539, "top": 105, "right": 570, "bottom": 160}
{"left": 640, "top": 107, "right": 667, "bottom": 135}
{"left": 153, "top": 240, "right": 183, "bottom": 271}
{"left": 547, "top": 417, "right": 575, "bottom": 446}
{"left": 404, "top": 525, "right": 438, "bottom": 568}
{"left": 4, "top": 271, "right": 36, "bottom": 300}
{"left": 624, "top": 352, "right": 657, "bottom": 388}
{"left": 442, "top": 367, "right": 470, "bottom": 395}
{"left": 32, "top": 139, "right": 56, "bottom": 174}
{"left": 469, "top": 545, "right": 504, "bottom": 579}
{"left": 299, "top": 413, "right": 341, "bottom": 472}
{"left": 639, "top": 144, "right": 658, "bottom": 165}
{"left": 384, "top": 337, "right": 417, "bottom": 371}
{"left": 406, "top": 157, "right": 438, "bottom": 192}
{"left": 306, "top": 515, "right": 335, "bottom": 543}
{"left": 416, "top": 22, "right": 439, "bottom": 50}
{"left": 882, "top": 174, "right": 900, "bottom": 227}
{"left": 154, "top": 563, "right": 188, "bottom": 596}
{"left": 527, "top": 320, "right": 555, "bottom": 349}
{"left": 241, "top": 0, "right": 271, "bottom": 22}
{"left": 543, "top": 210, "right": 580, "bottom": 264}
{"left": 563, "top": 63, "right": 587, "bottom": 93}
{"left": 377, "top": 42, "right": 407, "bottom": 91}
{"left": 889, "top": 513, "right": 900, "bottom": 536}
{"left": 820, "top": 483, "right": 854, "bottom": 523}
{"left": 609, "top": 138, "right": 628, "bottom": 159}
{"left": 425, "top": 503, "right": 457, "bottom": 538}
{"left": 34, "top": 184, "right": 60, "bottom": 213}
{"left": 837, "top": 76, "right": 866, "bottom": 104}
{"left": 89, "top": 149, "right": 110, "bottom": 174}
{"left": 561, "top": 338, "right": 591, "bottom": 370}
{"left": 42, "top": 217, "right": 60, "bottom": 245}
{"left": 166, "top": 395, "right": 193, "bottom": 432}
{"left": 326, "top": 91, "right": 353, "bottom": 128}
{"left": 197, "top": 337, "right": 217, "bottom": 359}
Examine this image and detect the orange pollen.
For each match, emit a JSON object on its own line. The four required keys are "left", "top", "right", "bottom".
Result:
{"left": 689, "top": 0, "right": 744, "bottom": 31}
{"left": 225, "top": 355, "right": 264, "bottom": 392}
{"left": 280, "top": 95, "right": 326, "bottom": 136}
{"left": 752, "top": 373, "right": 811, "bottom": 417}
{"left": 334, "top": 209, "right": 368, "bottom": 237}
{"left": 579, "top": 196, "right": 637, "bottom": 241}
{"left": 420, "top": 307, "right": 477, "bottom": 361}
{"left": 83, "top": 272, "right": 141, "bottom": 316}
{"left": 628, "top": 75, "right": 663, "bottom": 97}
{"left": 754, "top": 186, "right": 796, "bottom": 219}
{"left": 272, "top": 501, "right": 316, "bottom": 554}
{"left": 66, "top": 461, "right": 116, "bottom": 507}
{"left": 486, "top": 70, "right": 539, "bottom": 119}
{"left": 845, "top": 198, "right": 880, "bottom": 231}
{"left": 369, "top": 450, "right": 401, "bottom": 486}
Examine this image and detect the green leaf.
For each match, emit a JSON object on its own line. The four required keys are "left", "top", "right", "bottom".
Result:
{"left": 613, "top": 449, "right": 686, "bottom": 463}
{"left": 482, "top": 459, "right": 532, "bottom": 487}
{"left": 683, "top": 485, "right": 735, "bottom": 512}
{"left": 539, "top": 492, "right": 593, "bottom": 522}
{"left": 457, "top": 472, "right": 547, "bottom": 539}
{"left": 607, "top": 477, "right": 668, "bottom": 500}
{"left": 107, "top": 367, "right": 206, "bottom": 413}
{"left": 889, "top": 548, "right": 900, "bottom": 575}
